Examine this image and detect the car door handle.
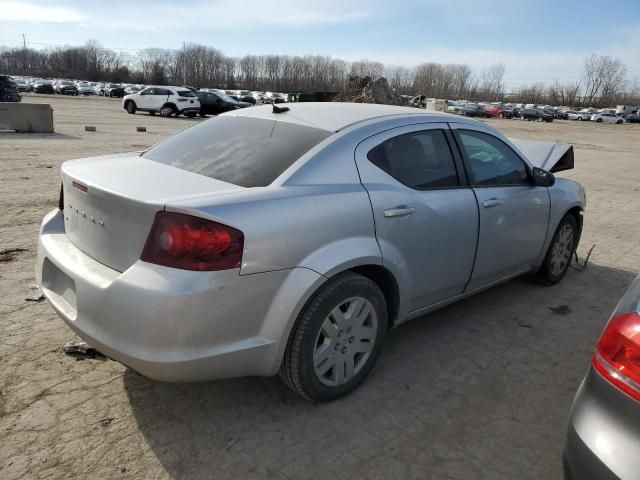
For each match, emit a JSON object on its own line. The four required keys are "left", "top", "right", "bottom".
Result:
{"left": 482, "top": 198, "right": 504, "bottom": 208}
{"left": 384, "top": 206, "right": 416, "bottom": 218}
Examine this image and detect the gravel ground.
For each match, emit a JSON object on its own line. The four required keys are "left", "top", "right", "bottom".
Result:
{"left": 1, "top": 95, "right": 639, "bottom": 480}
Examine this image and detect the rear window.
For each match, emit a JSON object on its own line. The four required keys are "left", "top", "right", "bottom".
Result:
{"left": 143, "top": 116, "right": 332, "bottom": 188}
{"left": 177, "top": 90, "right": 196, "bottom": 97}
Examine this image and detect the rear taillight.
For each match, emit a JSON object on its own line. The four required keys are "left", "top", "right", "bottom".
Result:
{"left": 140, "top": 212, "right": 243, "bottom": 271}
{"left": 593, "top": 312, "right": 640, "bottom": 402}
{"left": 58, "top": 182, "right": 64, "bottom": 210}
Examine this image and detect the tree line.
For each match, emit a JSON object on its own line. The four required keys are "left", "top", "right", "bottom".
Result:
{"left": 0, "top": 41, "right": 637, "bottom": 107}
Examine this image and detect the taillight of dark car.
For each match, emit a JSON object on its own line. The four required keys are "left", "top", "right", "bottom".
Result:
{"left": 58, "top": 182, "right": 64, "bottom": 210}
{"left": 592, "top": 311, "right": 640, "bottom": 402}
{"left": 140, "top": 212, "right": 244, "bottom": 271}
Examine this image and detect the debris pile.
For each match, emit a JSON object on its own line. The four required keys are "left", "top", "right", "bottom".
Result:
{"left": 333, "top": 76, "right": 405, "bottom": 105}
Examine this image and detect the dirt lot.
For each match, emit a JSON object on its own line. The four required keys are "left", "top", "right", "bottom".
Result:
{"left": 1, "top": 94, "right": 639, "bottom": 480}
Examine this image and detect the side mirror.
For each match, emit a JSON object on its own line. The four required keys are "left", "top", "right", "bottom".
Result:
{"left": 532, "top": 167, "right": 555, "bottom": 187}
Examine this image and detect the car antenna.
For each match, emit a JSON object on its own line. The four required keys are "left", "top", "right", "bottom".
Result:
{"left": 273, "top": 104, "right": 289, "bottom": 114}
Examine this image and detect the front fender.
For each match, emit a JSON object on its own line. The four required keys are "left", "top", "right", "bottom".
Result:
{"left": 535, "top": 178, "right": 586, "bottom": 268}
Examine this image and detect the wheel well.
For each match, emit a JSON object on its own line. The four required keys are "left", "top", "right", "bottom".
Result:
{"left": 162, "top": 102, "right": 177, "bottom": 110}
{"left": 566, "top": 206, "right": 584, "bottom": 245}
{"left": 349, "top": 265, "right": 400, "bottom": 328}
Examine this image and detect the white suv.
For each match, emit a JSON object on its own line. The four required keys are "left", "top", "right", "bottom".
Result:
{"left": 122, "top": 86, "right": 201, "bottom": 117}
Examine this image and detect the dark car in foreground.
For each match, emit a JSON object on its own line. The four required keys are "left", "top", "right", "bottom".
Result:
{"left": 520, "top": 108, "right": 554, "bottom": 122}
{"left": 0, "top": 75, "right": 21, "bottom": 102}
{"left": 564, "top": 274, "right": 640, "bottom": 480}
{"left": 196, "top": 90, "right": 251, "bottom": 116}
{"left": 623, "top": 114, "right": 640, "bottom": 123}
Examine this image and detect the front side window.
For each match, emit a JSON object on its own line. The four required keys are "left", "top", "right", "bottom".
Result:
{"left": 457, "top": 130, "right": 530, "bottom": 186}
{"left": 367, "top": 130, "right": 459, "bottom": 189}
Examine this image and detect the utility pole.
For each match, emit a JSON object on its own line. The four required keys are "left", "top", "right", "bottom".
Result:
{"left": 22, "top": 34, "right": 27, "bottom": 72}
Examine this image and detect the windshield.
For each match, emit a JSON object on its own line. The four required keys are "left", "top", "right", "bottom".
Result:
{"left": 217, "top": 92, "right": 235, "bottom": 102}
{"left": 143, "top": 116, "right": 332, "bottom": 188}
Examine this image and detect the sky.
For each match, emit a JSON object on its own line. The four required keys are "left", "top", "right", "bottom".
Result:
{"left": 0, "top": 0, "right": 639, "bottom": 89}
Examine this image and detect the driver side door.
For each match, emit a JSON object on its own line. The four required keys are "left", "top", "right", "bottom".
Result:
{"left": 137, "top": 88, "right": 155, "bottom": 109}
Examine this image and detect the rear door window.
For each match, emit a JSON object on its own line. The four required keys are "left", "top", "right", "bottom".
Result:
{"left": 367, "top": 129, "right": 459, "bottom": 189}
{"left": 143, "top": 116, "right": 332, "bottom": 187}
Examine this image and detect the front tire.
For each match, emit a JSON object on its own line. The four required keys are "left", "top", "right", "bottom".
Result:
{"left": 537, "top": 214, "right": 578, "bottom": 285}
{"left": 596, "top": 118, "right": 603, "bottom": 123}
{"left": 125, "top": 101, "right": 136, "bottom": 114}
{"left": 280, "top": 272, "right": 387, "bottom": 402}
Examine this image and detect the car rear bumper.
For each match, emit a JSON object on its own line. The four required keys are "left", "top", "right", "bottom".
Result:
{"left": 178, "top": 106, "right": 200, "bottom": 114}
{"left": 36, "top": 208, "right": 323, "bottom": 382}
{"left": 564, "top": 367, "right": 640, "bottom": 479}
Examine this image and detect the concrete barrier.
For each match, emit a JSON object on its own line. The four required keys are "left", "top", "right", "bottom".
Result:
{"left": 0, "top": 103, "right": 54, "bottom": 133}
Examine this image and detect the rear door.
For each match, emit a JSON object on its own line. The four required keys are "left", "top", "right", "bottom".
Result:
{"left": 355, "top": 123, "right": 478, "bottom": 311}
{"left": 149, "top": 88, "right": 171, "bottom": 111}
{"left": 450, "top": 124, "right": 550, "bottom": 289}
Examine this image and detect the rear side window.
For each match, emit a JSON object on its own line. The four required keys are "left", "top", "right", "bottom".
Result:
{"left": 177, "top": 90, "right": 196, "bottom": 97}
{"left": 367, "top": 130, "right": 459, "bottom": 189}
{"left": 143, "top": 116, "right": 332, "bottom": 187}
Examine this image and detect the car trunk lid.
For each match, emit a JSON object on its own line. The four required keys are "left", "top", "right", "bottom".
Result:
{"left": 61, "top": 153, "right": 242, "bottom": 272}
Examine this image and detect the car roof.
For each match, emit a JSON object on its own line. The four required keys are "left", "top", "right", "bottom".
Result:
{"left": 226, "top": 102, "right": 465, "bottom": 132}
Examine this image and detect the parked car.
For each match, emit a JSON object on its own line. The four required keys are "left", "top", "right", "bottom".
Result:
{"left": 93, "top": 83, "right": 106, "bottom": 96}
{"left": 122, "top": 86, "right": 201, "bottom": 117}
{"left": 31, "top": 79, "right": 54, "bottom": 94}
{"left": 623, "top": 113, "right": 640, "bottom": 123}
{"left": 520, "top": 108, "right": 554, "bottom": 122}
{"left": 195, "top": 90, "right": 251, "bottom": 116}
{"left": 124, "top": 85, "right": 143, "bottom": 95}
{"left": 13, "top": 78, "right": 31, "bottom": 92}
{"left": 484, "top": 104, "right": 513, "bottom": 119}
{"left": 460, "top": 104, "right": 492, "bottom": 118}
{"left": 564, "top": 273, "right": 640, "bottom": 480}
{"left": 224, "top": 90, "right": 240, "bottom": 101}
{"left": 37, "top": 104, "right": 585, "bottom": 401}
{"left": 591, "top": 113, "right": 624, "bottom": 124}
{"left": 104, "top": 84, "right": 125, "bottom": 98}
{"left": 237, "top": 90, "right": 257, "bottom": 105}
{"left": 0, "top": 75, "right": 21, "bottom": 102}
{"left": 554, "top": 110, "right": 569, "bottom": 120}
{"left": 54, "top": 80, "right": 78, "bottom": 96}
{"left": 76, "top": 82, "right": 95, "bottom": 96}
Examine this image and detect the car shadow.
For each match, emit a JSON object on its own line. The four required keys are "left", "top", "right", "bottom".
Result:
{"left": 123, "top": 261, "right": 637, "bottom": 479}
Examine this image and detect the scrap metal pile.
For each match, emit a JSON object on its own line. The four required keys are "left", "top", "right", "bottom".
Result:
{"left": 333, "top": 76, "right": 405, "bottom": 105}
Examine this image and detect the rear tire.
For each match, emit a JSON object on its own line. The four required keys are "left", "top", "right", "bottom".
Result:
{"left": 596, "top": 118, "right": 603, "bottom": 123}
{"left": 537, "top": 214, "right": 578, "bottom": 285}
{"left": 617, "top": 120, "right": 623, "bottom": 124}
{"left": 280, "top": 272, "right": 387, "bottom": 402}
{"left": 160, "top": 105, "right": 176, "bottom": 117}
{"left": 185, "top": 112, "right": 197, "bottom": 118}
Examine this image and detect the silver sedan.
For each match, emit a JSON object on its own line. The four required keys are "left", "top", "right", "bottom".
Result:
{"left": 37, "top": 103, "right": 586, "bottom": 401}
